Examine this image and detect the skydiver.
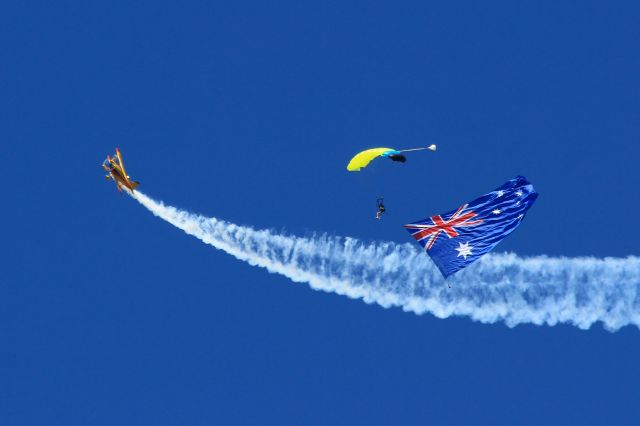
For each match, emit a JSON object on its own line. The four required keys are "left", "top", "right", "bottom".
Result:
{"left": 376, "top": 198, "right": 386, "bottom": 220}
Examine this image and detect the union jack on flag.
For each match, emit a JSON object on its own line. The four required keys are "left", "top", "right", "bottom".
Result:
{"left": 404, "top": 176, "right": 538, "bottom": 277}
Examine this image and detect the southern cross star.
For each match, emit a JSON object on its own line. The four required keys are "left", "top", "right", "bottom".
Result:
{"left": 455, "top": 242, "right": 473, "bottom": 260}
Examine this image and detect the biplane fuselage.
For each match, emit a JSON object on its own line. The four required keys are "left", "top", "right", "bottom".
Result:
{"left": 102, "top": 148, "right": 139, "bottom": 192}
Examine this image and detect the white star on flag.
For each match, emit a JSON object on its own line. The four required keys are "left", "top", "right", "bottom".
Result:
{"left": 515, "top": 190, "right": 523, "bottom": 197}
{"left": 455, "top": 242, "right": 473, "bottom": 260}
{"left": 496, "top": 190, "right": 504, "bottom": 197}
{"left": 492, "top": 209, "right": 501, "bottom": 215}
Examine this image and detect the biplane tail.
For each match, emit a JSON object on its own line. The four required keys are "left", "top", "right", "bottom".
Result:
{"left": 130, "top": 181, "right": 140, "bottom": 190}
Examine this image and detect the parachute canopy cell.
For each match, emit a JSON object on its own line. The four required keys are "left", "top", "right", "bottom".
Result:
{"left": 346, "top": 148, "right": 406, "bottom": 172}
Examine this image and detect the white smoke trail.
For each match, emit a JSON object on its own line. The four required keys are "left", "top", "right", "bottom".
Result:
{"left": 130, "top": 191, "right": 640, "bottom": 331}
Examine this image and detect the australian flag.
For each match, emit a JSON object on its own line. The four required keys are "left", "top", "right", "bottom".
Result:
{"left": 404, "top": 176, "right": 538, "bottom": 277}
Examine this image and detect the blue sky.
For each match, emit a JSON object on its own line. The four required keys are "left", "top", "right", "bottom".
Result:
{"left": 2, "top": 1, "right": 640, "bottom": 424}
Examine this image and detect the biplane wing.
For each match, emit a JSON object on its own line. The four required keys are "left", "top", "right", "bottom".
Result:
{"left": 115, "top": 148, "right": 128, "bottom": 179}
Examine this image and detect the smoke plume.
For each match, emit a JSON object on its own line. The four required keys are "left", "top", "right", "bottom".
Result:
{"left": 131, "top": 191, "right": 640, "bottom": 331}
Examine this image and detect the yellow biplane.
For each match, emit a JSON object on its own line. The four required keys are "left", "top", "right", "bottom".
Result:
{"left": 102, "top": 148, "right": 140, "bottom": 192}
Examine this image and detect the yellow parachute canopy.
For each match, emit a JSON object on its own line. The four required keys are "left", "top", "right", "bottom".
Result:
{"left": 347, "top": 144, "right": 436, "bottom": 171}
{"left": 346, "top": 148, "right": 398, "bottom": 171}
